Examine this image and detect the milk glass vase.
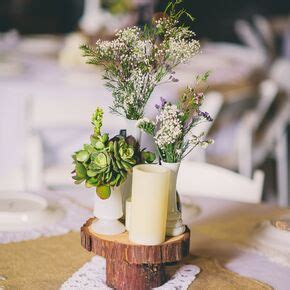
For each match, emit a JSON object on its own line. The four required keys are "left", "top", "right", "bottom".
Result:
{"left": 120, "top": 118, "right": 141, "bottom": 215}
{"left": 161, "top": 161, "right": 185, "bottom": 236}
{"left": 91, "top": 186, "right": 125, "bottom": 235}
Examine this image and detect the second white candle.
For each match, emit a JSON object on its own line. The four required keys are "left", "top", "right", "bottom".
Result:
{"left": 129, "top": 164, "right": 170, "bottom": 245}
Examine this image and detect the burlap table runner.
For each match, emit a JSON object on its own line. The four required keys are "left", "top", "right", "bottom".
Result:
{"left": 188, "top": 208, "right": 288, "bottom": 244}
{"left": 0, "top": 232, "right": 272, "bottom": 290}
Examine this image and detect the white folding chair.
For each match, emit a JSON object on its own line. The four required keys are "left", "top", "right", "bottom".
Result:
{"left": 207, "top": 79, "right": 289, "bottom": 205}
{"left": 253, "top": 15, "right": 275, "bottom": 57}
{"left": 238, "top": 82, "right": 289, "bottom": 206}
{"left": 208, "top": 80, "right": 279, "bottom": 174}
{"left": 235, "top": 19, "right": 267, "bottom": 56}
{"left": 268, "top": 58, "right": 290, "bottom": 205}
{"left": 270, "top": 58, "right": 290, "bottom": 93}
{"left": 27, "top": 96, "right": 101, "bottom": 189}
{"left": 267, "top": 101, "right": 289, "bottom": 206}
{"left": 237, "top": 80, "right": 279, "bottom": 177}
{"left": 177, "top": 161, "right": 264, "bottom": 204}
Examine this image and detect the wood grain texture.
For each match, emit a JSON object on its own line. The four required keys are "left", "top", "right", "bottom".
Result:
{"left": 81, "top": 217, "right": 190, "bottom": 290}
{"left": 106, "top": 259, "right": 166, "bottom": 289}
{"left": 81, "top": 218, "right": 190, "bottom": 264}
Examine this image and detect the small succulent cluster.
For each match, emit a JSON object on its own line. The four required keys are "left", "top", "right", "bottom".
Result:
{"left": 137, "top": 72, "right": 214, "bottom": 163}
{"left": 72, "top": 108, "right": 155, "bottom": 199}
{"left": 80, "top": 0, "right": 200, "bottom": 120}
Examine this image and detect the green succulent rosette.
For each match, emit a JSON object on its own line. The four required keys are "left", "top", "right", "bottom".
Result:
{"left": 72, "top": 108, "right": 155, "bottom": 199}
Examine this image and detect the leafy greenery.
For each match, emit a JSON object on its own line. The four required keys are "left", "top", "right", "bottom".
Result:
{"left": 72, "top": 108, "right": 155, "bottom": 199}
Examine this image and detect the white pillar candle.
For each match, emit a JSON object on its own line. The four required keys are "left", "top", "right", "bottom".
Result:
{"left": 129, "top": 164, "right": 170, "bottom": 245}
{"left": 125, "top": 198, "right": 131, "bottom": 231}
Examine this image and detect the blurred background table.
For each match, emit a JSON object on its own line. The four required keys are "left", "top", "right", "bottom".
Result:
{"left": 1, "top": 0, "right": 290, "bottom": 207}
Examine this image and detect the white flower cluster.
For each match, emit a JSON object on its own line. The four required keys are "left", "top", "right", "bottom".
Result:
{"left": 154, "top": 17, "right": 178, "bottom": 35}
{"left": 133, "top": 40, "right": 153, "bottom": 62}
{"left": 155, "top": 103, "right": 183, "bottom": 149}
{"left": 116, "top": 26, "right": 141, "bottom": 44}
{"left": 167, "top": 37, "right": 200, "bottom": 65}
{"left": 95, "top": 39, "right": 122, "bottom": 60}
{"left": 154, "top": 17, "right": 200, "bottom": 66}
{"left": 136, "top": 118, "right": 155, "bottom": 128}
{"left": 188, "top": 133, "right": 199, "bottom": 146}
{"left": 136, "top": 117, "right": 156, "bottom": 136}
{"left": 96, "top": 26, "right": 151, "bottom": 67}
{"left": 136, "top": 118, "right": 145, "bottom": 128}
{"left": 188, "top": 132, "right": 215, "bottom": 149}
{"left": 119, "top": 69, "right": 157, "bottom": 114}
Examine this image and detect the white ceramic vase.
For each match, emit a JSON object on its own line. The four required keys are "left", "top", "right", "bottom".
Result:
{"left": 91, "top": 186, "right": 125, "bottom": 235}
{"left": 161, "top": 161, "right": 185, "bottom": 236}
{"left": 120, "top": 119, "right": 141, "bottom": 219}
{"left": 121, "top": 172, "right": 132, "bottom": 215}
{"left": 124, "top": 119, "right": 142, "bottom": 144}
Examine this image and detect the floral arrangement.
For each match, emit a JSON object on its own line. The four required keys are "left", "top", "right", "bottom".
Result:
{"left": 137, "top": 73, "right": 214, "bottom": 163}
{"left": 72, "top": 108, "right": 155, "bottom": 199}
{"left": 80, "top": 0, "right": 200, "bottom": 120}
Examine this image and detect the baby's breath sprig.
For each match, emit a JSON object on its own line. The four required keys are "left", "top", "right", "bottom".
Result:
{"left": 80, "top": 0, "right": 200, "bottom": 120}
{"left": 137, "top": 73, "right": 214, "bottom": 163}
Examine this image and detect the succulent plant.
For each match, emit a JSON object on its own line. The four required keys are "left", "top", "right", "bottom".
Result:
{"left": 72, "top": 108, "right": 155, "bottom": 199}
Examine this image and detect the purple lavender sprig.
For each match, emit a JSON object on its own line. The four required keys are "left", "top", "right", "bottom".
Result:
{"left": 198, "top": 110, "right": 213, "bottom": 122}
{"left": 155, "top": 97, "right": 167, "bottom": 110}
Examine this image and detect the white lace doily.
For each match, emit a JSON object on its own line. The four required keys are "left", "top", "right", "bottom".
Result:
{"left": 61, "top": 255, "right": 200, "bottom": 290}
{"left": 0, "top": 191, "right": 91, "bottom": 244}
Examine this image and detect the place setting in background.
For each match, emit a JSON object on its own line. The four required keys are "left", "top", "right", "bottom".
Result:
{"left": 246, "top": 215, "right": 290, "bottom": 267}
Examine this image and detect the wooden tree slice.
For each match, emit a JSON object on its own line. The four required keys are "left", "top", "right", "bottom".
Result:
{"left": 81, "top": 218, "right": 190, "bottom": 290}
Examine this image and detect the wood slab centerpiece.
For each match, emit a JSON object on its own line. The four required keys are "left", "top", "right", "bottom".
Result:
{"left": 73, "top": 1, "right": 215, "bottom": 289}
{"left": 81, "top": 218, "right": 190, "bottom": 290}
